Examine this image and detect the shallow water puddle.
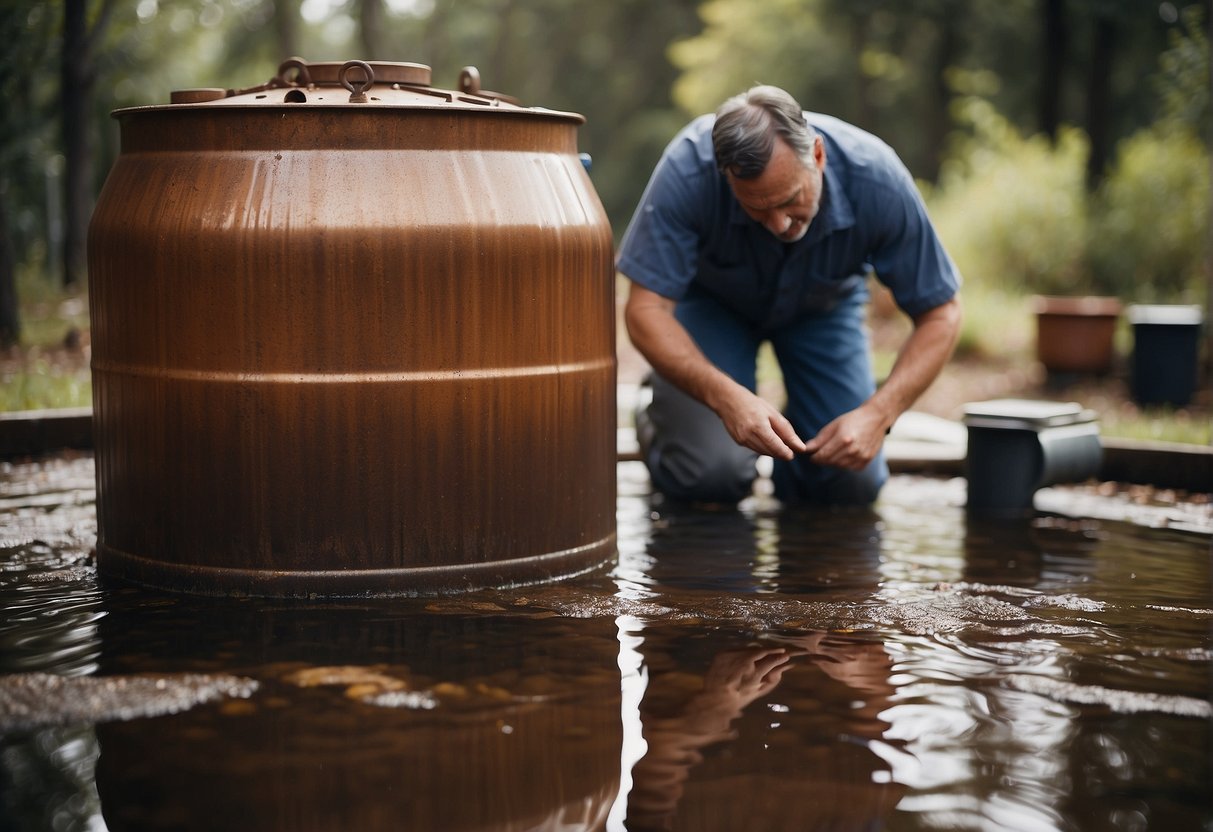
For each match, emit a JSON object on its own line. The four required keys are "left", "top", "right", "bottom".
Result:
{"left": 0, "top": 456, "right": 1209, "bottom": 830}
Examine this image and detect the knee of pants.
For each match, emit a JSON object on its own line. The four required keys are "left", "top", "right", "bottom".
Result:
{"left": 638, "top": 372, "right": 758, "bottom": 504}
{"left": 648, "top": 441, "right": 757, "bottom": 504}
{"left": 772, "top": 456, "right": 888, "bottom": 506}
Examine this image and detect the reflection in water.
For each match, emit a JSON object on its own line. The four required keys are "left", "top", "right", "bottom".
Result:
{"left": 0, "top": 725, "right": 106, "bottom": 832}
{"left": 0, "top": 458, "right": 1209, "bottom": 830}
{"left": 87, "top": 605, "right": 624, "bottom": 831}
{"left": 625, "top": 635, "right": 903, "bottom": 831}
{"left": 611, "top": 497, "right": 905, "bottom": 831}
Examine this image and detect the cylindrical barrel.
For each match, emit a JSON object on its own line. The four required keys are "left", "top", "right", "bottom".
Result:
{"left": 1128, "top": 304, "right": 1205, "bottom": 408}
{"left": 87, "top": 60, "right": 616, "bottom": 597}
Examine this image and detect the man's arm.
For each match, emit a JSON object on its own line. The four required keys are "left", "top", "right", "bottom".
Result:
{"left": 624, "top": 282, "right": 807, "bottom": 460}
{"left": 803, "top": 295, "right": 962, "bottom": 470}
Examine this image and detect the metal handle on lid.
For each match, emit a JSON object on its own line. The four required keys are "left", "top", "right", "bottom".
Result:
{"left": 458, "top": 66, "right": 481, "bottom": 95}
{"left": 340, "top": 60, "right": 375, "bottom": 103}
{"left": 276, "top": 57, "right": 313, "bottom": 88}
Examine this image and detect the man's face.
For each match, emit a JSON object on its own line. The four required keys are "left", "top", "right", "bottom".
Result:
{"left": 726, "top": 135, "right": 825, "bottom": 243}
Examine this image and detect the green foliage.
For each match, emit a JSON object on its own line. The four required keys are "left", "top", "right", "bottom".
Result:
{"left": 1081, "top": 6, "right": 1210, "bottom": 303}
{"left": 667, "top": 0, "right": 972, "bottom": 178}
{"left": 1, "top": 359, "right": 92, "bottom": 413}
{"left": 1, "top": 2, "right": 60, "bottom": 273}
{"left": 1154, "top": 5, "right": 1210, "bottom": 135}
{"left": 670, "top": 0, "right": 844, "bottom": 117}
{"left": 1086, "top": 127, "right": 1210, "bottom": 302}
{"left": 928, "top": 76, "right": 1210, "bottom": 306}
{"left": 926, "top": 98, "right": 1091, "bottom": 297}
{"left": 952, "top": 283, "right": 1034, "bottom": 361}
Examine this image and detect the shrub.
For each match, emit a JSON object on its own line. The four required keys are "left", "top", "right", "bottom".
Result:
{"left": 926, "top": 98, "right": 1091, "bottom": 298}
{"left": 1086, "top": 127, "right": 1210, "bottom": 303}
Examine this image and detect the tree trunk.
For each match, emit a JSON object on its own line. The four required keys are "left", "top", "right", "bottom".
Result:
{"left": 1084, "top": 12, "right": 1116, "bottom": 189}
{"left": 850, "top": 13, "right": 874, "bottom": 131}
{"left": 925, "top": 10, "right": 962, "bottom": 182}
{"left": 275, "top": 0, "right": 300, "bottom": 59}
{"left": 0, "top": 196, "right": 18, "bottom": 348}
{"left": 359, "top": 0, "right": 385, "bottom": 61}
{"left": 59, "top": 0, "right": 114, "bottom": 289}
{"left": 1039, "top": 0, "right": 1067, "bottom": 140}
{"left": 61, "top": 0, "right": 93, "bottom": 289}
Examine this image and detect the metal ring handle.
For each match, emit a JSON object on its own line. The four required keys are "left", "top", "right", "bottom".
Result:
{"left": 276, "top": 57, "right": 312, "bottom": 88}
{"left": 458, "top": 66, "right": 481, "bottom": 95}
{"left": 340, "top": 60, "right": 375, "bottom": 103}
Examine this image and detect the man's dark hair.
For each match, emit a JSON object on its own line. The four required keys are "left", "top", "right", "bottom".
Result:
{"left": 712, "top": 85, "right": 816, "bottom": 179}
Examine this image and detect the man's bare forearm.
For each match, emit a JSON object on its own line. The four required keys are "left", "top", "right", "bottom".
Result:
{"left": 623, "top": 282, "right": 806, "bottom": 459}
{"left": 623, "top": 284, "right": 740, "bottom": 410}
{"left": 867, "top": 296, "right": 963, "bottom": 429}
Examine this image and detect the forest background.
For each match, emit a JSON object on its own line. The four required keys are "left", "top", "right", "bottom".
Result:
{"left": 0, "top": 0, "right": 1210, "bottom": 442}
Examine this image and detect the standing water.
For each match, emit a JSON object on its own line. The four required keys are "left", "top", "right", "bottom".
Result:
{"left": 1, "top": 454, "right": 1210, "bottom": 830}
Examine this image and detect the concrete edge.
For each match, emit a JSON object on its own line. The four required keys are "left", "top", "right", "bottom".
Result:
{"left": 0, "top": 407, "right": 93, "bottom": 459}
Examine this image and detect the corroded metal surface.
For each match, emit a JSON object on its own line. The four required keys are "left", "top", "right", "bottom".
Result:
{"left": 87, "top": 60, "right": 616, "bottom": 597}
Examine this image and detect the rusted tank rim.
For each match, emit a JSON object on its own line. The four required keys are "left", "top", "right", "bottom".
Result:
{"left": 119, "top": 57, "right": 584, "bottom": 124}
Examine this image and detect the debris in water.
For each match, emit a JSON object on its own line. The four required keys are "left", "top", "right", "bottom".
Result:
{"left": 283, "top": 665, "right": 410, "bottom": 702}
{"left": 424, "top": 600, "right": 508, "bottom": 613}
{"left": 362, "top": 689, "right": 439, "bottom": 710}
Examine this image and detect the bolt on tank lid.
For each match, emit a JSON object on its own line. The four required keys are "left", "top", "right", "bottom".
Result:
{"left": 156, "top": 56, "right": 580, "bottom": 121}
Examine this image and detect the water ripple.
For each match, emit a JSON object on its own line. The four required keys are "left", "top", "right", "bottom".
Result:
{"left": 1004, "top": 673, "right": 1212, "bottom": 718}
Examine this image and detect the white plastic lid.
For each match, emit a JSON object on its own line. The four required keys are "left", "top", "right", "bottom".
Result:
{"left": 1127, "top": 304, "right": 1204, "bottom": 326}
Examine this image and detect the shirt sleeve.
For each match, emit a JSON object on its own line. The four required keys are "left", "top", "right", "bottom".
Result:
{"left": 866, "top": 166, "right": 962, "bottom": 318}
{"left": 615, "top": 132, "right": 713, "bottom": 301}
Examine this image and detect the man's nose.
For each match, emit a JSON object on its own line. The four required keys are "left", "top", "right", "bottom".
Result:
{"left": 765, "top": 213, "right": 791, "bottom": 235}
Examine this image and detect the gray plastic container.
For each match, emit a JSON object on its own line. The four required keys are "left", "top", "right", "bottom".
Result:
{"left": 964, "top": 399, "right": 1102, "bottom": 515}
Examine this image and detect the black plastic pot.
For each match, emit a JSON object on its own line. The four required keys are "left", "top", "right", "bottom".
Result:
{"left": 1128, "top": 305, "right": 1204, "bottom": 408}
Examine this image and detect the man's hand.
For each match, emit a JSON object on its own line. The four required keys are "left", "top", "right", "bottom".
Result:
{"left": 804, "top": 297, "right": 962, "bottom": 471}
{"left": 713, "top": 384, "right": 806, "bottom": 460}
{"left": 802, "top": 403, "right": 888, "bottom": 470}
{"left": 689, "top": 646, "right": 794, "bottom": 731}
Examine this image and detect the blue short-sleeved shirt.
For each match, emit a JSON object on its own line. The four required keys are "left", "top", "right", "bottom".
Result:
{"left": 616, "top": 112, "right": 961, "bottom": 330}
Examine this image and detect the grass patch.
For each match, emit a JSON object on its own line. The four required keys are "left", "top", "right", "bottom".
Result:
{"left": 1, "top": 356, "right": 92, "bottom": 412}
{"left": 2, "top": 275, "right": 92, "bottom": 413}
{"left": 13, "top": 272, "right": 90, "bottom": 348}
{"left": 1092, "top": 404, "right": 1211, "bottom": 446}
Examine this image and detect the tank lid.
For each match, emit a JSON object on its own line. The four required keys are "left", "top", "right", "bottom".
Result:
{"left": 148, "top": 57, "right": 581, "bottom": 122}
{"left": 962, "top": 398, "right": 1097, "bottom": 430}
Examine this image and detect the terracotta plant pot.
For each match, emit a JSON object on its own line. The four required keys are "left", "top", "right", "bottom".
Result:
{"left": 1032, "top": 295, "right": 1122, "bottom": 374}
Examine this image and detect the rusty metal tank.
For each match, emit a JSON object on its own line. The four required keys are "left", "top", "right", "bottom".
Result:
{"left": 87, "top": 59, "right": 616, "bottom": 597}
